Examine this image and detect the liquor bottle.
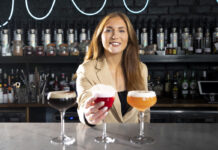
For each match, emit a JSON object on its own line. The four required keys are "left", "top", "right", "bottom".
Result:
{"left": 181, "top": 71, "right": 189, "bottom": 99}
{"left": 187, "top": 25, "right": 195, "bottom": 55}
{"left": 178, "top": 20, "right": 183, "bottom": 50}
{"left": 140, "top": 28, "right": 148, "bottom": 49}
{"left": 164, "top": 22, "right": 169, "bottom": 48}
{"left": 153, "top": 76, "right": 163, "bottom": 98}
{"left": 201, "top": 70, "right": 208, "bottom": 81}
{"left": 64, "top": 76, "right": 70, "bottom": 91}
{"left": 48, "top": 73, "right": 55, "bottom": 91}
{"left": 3, "top": 72, "right": 8, "bottom": 103}
{"left": 148, "top": 21, "right": 154, "bottom": 45}
{"left": 204, "top": 28, "right": 211, "bottom": 54}
{"left": 135, "top": 21, "right": 140, "bottom": 42}
{"left": 53, "top": 75, "right": 60, "bottom": 91}
{"left": 189, "top": 71, "right": 197, "bottom": 99}
{"left": 0, "top": 68, "right": 3, "bottom": 89}
{"left": 59, "top": 73, "right": 66, "bottom": 90}
{"left": 74, "top": 24, "right": 79, "bottom": 44}
{"left": 170, "top": 27, "right": 178, "bottom": 55}
{"left": 28, "top": 28, "right": 38, "bottom": 50}
{"left": 69, "top": 73, "right": 76, "bottom": 91}
{"left": 12, "top": 40, "right": 23, "bottom": 56}
{"left": 194, "top": 27, "right": 203, "bottom": 54}
{"left": 182, "top": 27, "right": 190, "bottom": 53}
{"left": 29, "top": 74, "right": 37, "bottom": 103}
{"left": 79, "top": 28, "right": 87, "bottom": 54}
{"left": 157, "top": 27, "right": 165, "bottom": 52}
{"left": 164, "top": 72, "right": 171, "bottom": 97}
{"left": 69, "top": 25, "right": 80, "bottom": 56}
{"left": 13, "top": 69, "right": 20, "bottom": 103}
{"left": 85, "top": 25, "right": 91, "bottom": 53}
{"left": 67, "top": 28, "right": 74, "bottom": 46}
{"left": 42, "top": 29, "right": 51, "bottom": 51}
{"left": 10, "top": 69, "right": 15, "bottom": 86}
{"left": 172, "top": 81, "right": 179, "bottom": 100}
{"left": 0, "top": 29, "right": 11, "bottom": 56}
{"left": 213, "top": 27, "right": 218, "bottom": 54}
{"left": 7, "top": 75, "right": 14, "bottom": 103}
{"left": 13, "top": 29, "right": 23, "bottom": 46}
{"left": 0, "top": 68, "right": 3, "bottom": 103}
{"left": 54, "top": 28, "right": 64, "bottom": 49}
{"left": 172, "top": 72, "right": 179, "bottom": 100}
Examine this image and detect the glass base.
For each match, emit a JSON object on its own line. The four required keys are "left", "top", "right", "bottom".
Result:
{"left": 130, "top": 136, "right": 154, "bottom": 145}
{"left": 95, "top": 136, "right": 115, "bottom": 144}
{"left": 50, "top": 135, "right": 75, "bottom": 145}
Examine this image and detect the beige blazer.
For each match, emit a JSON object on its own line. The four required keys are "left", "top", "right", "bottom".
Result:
{"left": 76, "top": 56, "right": 150, "bottom": 124}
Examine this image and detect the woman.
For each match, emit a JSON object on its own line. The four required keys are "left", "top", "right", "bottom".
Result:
{"left": 76, "top": 12, "right": 149, "bottom": 125}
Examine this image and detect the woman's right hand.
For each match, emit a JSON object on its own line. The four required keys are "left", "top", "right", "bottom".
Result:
{"left": 83, "top": 95, "right": 109, "bottom": 125}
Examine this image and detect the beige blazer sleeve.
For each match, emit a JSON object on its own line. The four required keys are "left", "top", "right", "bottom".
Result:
{"left": 76, "top": 62, "right": 94, "bottom": 124}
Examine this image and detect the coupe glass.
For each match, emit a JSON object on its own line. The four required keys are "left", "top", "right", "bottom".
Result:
{"left": 92, "top": 84, "right": 116, "bottom": 144}
{"left": 127, "top": 91, "right": 157, "bottom": 144}
{"left": 47, "top": 91, "right": 77, "bottom": 145}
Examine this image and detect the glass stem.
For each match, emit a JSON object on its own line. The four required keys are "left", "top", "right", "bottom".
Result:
{"left": 60, "top": 111, "right": 66, "bottom": 139}
{"left": 102, "top": 120, "right": 107, "bottom": 139}
{"left": 139, "top": 111, "right": 145, "bottom": 138}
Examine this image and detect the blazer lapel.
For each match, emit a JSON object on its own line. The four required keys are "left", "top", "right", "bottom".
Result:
{"left": 95, "top": 57, "right": 123, "bottom": 122}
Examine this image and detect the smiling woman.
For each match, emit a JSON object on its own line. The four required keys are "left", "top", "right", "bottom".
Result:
{"left": 76, "top": 12, "right": 150, "bottom": 126}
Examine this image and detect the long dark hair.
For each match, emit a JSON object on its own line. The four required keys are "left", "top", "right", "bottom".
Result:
{"left": 85, "top": 12, "right": 145, "bottom": 90}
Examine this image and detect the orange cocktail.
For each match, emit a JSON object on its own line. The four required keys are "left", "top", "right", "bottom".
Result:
{"left": 127, "top": 91, "right": 157, "bottom": 144}
{"left": 127, "top": 91, "right": 157, "bottom": 111}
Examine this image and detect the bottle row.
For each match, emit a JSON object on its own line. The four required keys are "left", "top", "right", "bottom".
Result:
{"left": 1, "top": 66, "right": 215, "bottom": 104}
{"left": 149, "top": 70, "right": 210, "bottom": 100}
{"left": 0, "top": 24, "right": 218, "bottom": 56}
{"left": 0, "top": 67, "right": 76, "bottom": 104}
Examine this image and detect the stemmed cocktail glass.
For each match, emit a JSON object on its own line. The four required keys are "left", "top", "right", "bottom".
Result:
{"left": 92, "top": 84, "right": 116, "bottom": 144}
{"left": 47, "top": 91, "right": 77, "bottom": 145}
{"left": 127, "top": 91, "right": 157, "bottom": 144}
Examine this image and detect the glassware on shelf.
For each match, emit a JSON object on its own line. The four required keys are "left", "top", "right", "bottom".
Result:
{"left": 127, "top": 91, "right": 157, "bottom": 144}
{"left": 23, "top": 46, "right": 34, "bottom": 56}
{"left": 12, "top": 40, "right": 23, "bottom": 56}
{"left": 36, "top": 46, "right": 45, "bottom": 56}
{"left": 46, "top": 43, "right": 56, "bottom": 56}
{"left": 47, "top": 91, "right": 77, "bottom": 145}
{"left": 92, "top": 84, "right": 116, "bottom": 144}
{"left": 58, "top": 44, "right": 69, "bottom": 56}
{"left": 69, "top": 43, "right": 80, "bottom": 56}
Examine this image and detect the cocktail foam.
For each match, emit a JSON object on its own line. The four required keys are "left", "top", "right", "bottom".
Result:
{"left": 128, "top": 91, "right": 156, "bottom": 98}
{"left": 91, "top": 84, "right": 116, "bottom": 97}
{"left": 48, "top": 91, "right": 76, "bottom": 99}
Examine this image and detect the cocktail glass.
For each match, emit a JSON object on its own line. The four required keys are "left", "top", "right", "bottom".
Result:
{"left": 127, "top": 91, "right": 157, "bottom": 144}
{"left": 92, "top": 84, "right": 116, "bottom": 144}
{"left": 47, "top": 91, "right": 77, "bottom": 145}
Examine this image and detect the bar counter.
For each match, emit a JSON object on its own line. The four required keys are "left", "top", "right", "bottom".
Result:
{"left": 0, "top": 123, "right": 217, "bottom": 150}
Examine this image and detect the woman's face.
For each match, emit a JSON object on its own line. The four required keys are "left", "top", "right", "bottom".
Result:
{"left": 101, "top": 16, "right": 128, "bottom": 55}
